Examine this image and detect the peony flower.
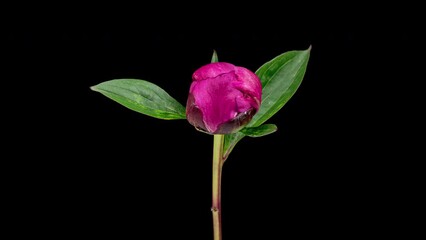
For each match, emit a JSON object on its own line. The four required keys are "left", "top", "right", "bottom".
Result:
{"left": 186, "top": 62, "right": 262, "bottom": 134}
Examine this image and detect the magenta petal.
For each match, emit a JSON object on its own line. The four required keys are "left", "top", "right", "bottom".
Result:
{"left": 192, "top": 62, "right": 235, "bottom": 81}
{"left": 234, "top": 66, "right": 262, "bottom": 107}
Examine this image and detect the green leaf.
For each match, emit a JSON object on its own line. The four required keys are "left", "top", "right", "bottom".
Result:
{"left": 91, "top": 79, "right": 186, "bottom": 120}
{"left": 250, "top": 46, "right": 311, "bottom": 127}
{"left": 224, "top": 46, "right": 311, "bottom": 159}
{"left": 211, "top": 50, "right": 218, "bottom": 63}
{"left": 240, "top": 124, "right": 277, "bottom": 137}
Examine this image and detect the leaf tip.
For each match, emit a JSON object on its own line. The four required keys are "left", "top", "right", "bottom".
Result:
{"left": 89, "top": 85, "right": 98, "bottom": 92}
{"left": 211, "top": 50, "right": 219, "bottom": 63}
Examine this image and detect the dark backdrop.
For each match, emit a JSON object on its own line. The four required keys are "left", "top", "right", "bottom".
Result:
{"left": 5, "top": 10, "right": 414, "bottom": 238}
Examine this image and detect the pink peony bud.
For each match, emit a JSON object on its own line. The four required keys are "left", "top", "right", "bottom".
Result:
{"left": 186, "top": 62, "right": 262, "bottom": 134}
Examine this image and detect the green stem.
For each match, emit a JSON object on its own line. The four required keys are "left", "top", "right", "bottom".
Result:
{"left": 212, "top": 134, "right": 224, "bottom": 240}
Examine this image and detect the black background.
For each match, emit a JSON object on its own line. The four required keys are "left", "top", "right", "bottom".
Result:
{"left": 4, "top": 8, "right": 418, "bottom": 239}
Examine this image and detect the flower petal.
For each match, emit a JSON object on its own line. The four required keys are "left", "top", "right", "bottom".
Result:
{"left": 192, "top": 62, "right": 235, "bottom": 81}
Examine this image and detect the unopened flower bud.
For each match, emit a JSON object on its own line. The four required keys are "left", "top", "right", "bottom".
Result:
{"left": 186, "top": 62, "right": 262, "bottom": 134}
